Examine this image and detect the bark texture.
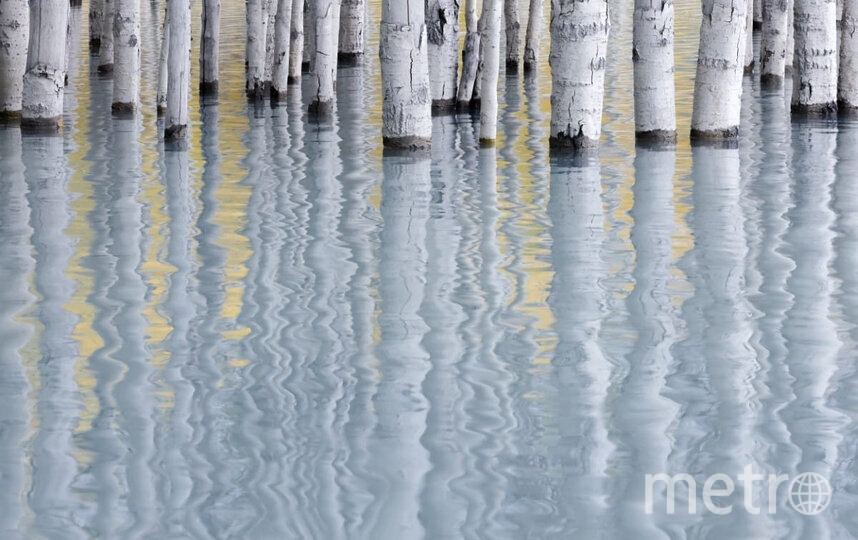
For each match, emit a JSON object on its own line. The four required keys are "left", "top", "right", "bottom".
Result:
{"left": 840, "top": 0, "right": 858, "bottom": 109}
{"left": 457, "top": 0, "right": 480, "bottom": 108}
{"left": 633, "top": 0, "right": 677, "bottom": 142}
{"left": 760, "top": 0, "right": 790, "bottom": 85}
{"left": 157, "top": 11, "right": 169, "bottom": 115}
{"left": 481, "top": 0, "right": 502, "bottom": 142}
{"left": 22, "top": 0, "right": 69, "bottom": 128}
{"left": 380, "top": 0, "right": 432, "bottom": 148}
{"left": 505, "top": 0, "right": 521, "bottom": 69}
{"left": 524, "top": 0, "right": 543, "bottom": 71}
{"left": 89, "top": 0, "right": 104, "bottom": 48}
{"left": 98, "top": 0, "right": 115, "bottom": 72}
{"left": 792, "top": 0, "right": 837, "bottom": 114}
{"left": 744, "top": 0, "right": 755, "bottom": 73}
{"left": 113, "top": 0, "right": 141, "bottom": 112}
{"left": 246, "top": 0, "right": 267, "bottom": 98}
{"left": 166, "top": 0, "right": 191, "bottom": 140}
{"left": 426, "top": 0, "right": 459, "bottom": 113}
{"left": 289, "top": 0, "right": 304, "bottom": 82}
{"left": 339, "top": 0, "right": 364, "bottom": 63}
{"left": 0, "top": 0, "right": 29, "bottom": 117}
{"left": 309, "top": 0, "right": 337, "bottom": 117}
{"left": 549, "top": 0, "right": 610, "bottom": 150}
{"left": 272, "top": 0, "right": 292, "bottom": 98}
{"left": 690, "top": 0, "right": 748, "bottom": 140}
{"left": 200, "top": 0, "right": 220, "bottom": 94}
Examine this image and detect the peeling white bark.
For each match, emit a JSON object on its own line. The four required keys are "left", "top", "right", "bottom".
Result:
{"left": 0, "top": 0, "right": 29, "bottom": 116}
{"left": 549, "top": 0, "right": 610, "bottom": 150}
{"left": 98, "top": 0, "right": 115, "bottom": 72}
{"left": 792, "top": 0, "right": 837, "bottom": 114}
{"left": 246, "top": 0, "right": 266, "bottom": 97}
{"left": 272, "top": 0, "right": 292, "bottom": 98}
{"left": 633, "top": 0, "right": 677, "bottom": 142}
{"left": 166, "top": 0, "right": 191, "bottom": 140}
{"left": 760, "top": 0, "right": 790, "bottom": 85}
{"left": 457, "top": 0, "right": 480, "bottom": 107}
{"left": 380, "top": 0, "right": 432, "bottom": 148}
{"left": 338, "top": 0, "right": 364, "bottom": 62}
{"left": 113, "top": 0, "right": 141, "bottom": 112}
{"left": 289, "top": 0, "right": 304, "bottom": 81}
{"left": 426, "top": 0, "right": 459, "bottom": 112}
{"left": 22, "top": 0, "right": 69, "bottom": 128}
{"left": 157, "top": 9, "right": 169, "bottom": 115}
{"left": 200, "top": 0, "right": 220, "bottom": 94}
{"left": 481, "top": 0, "right": 501, "bottom": 142}
{"left": 309, "top": 0, "right": 337, "bottom": 116}
{"left": 505, "top": 0, "right": 521, "bottom": 68}
{"left": 690, "top": 0, "right": 748, "bottom": 140}
{"left": 839, "top": 0, "right": 858, "bottom": 109}
{"left": 524, "top": 0, "right": 543, "bottom": 71}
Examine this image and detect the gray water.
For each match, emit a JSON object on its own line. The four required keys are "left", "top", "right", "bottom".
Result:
{"left": 2, "top": 2, "right": 858, "bottom": 539}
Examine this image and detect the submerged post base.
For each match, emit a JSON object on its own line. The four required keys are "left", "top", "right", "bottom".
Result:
{"left": 636, "top": 129, "right": 678, "bottom": 146}
{"left": 431, "top": 98, "right": 457, "bottom": 116}
{"left": 549, "top": 131, "right": 599, "bottom": 151}
{"left": 690, "top": 126, "right": 739, "bottom": 142}
{"left": 308, "top": 99, "right": 334, "bottom": 119}
{"left": 111, "top": 102, "right": 136, "bottom": 117}
{"left": 382, "top": 135, "right": 431, "bottom": 152}
{"left": 164, "top": 124, "right": 188, "bottom": 142}
{"left": 760, "top": 73, "right": 784, "bottom": 88}
{"left": 200, "top": 81, "right": 219, "bottom": 97}
{"left": 21, "top": 116, "right": 63, "bottom": 134}
{"left": 792, "top": 101, "right": 837, "bottom": 117}
{"left": 338, "top": 52, "right": 362, "bottom": 67}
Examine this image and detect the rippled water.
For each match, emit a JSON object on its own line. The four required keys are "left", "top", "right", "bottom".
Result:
{"left": 2, "top": 1, "right": 858, "bottom": 538}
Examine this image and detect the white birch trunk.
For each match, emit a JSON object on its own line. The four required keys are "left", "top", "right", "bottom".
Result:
{"left": 760, "top": 0, "right": 790, "bottom": 85}
{"left": 289, "top": 0, "right": 304, "bottom": 82}
{"left": 264, "top": 0, "right": 276, "bottom": 85}
{"left": 549, "top": 0, "right": 610, "bottom": 150}
{"left": 272, "top": 0, "right": 292, "bottom": 98}
{"left": 200, "top": 0, "right": 220, "bottom": 94}
{"left": 113, "top": 0, "right": 140, "bottom": 113}
{"left": 505, "top": 0, "right": 521, "bottom": 69}
{"left": 690, "top": 0, "right": 748, "bottom": 140}
{"left": 744, "top": 0, "right": 755, "bottom": 73}
{"left": 21, "top": 0, "right": 69, "bottom": 129}
{"left": 338, "top": 0, "right": 364, "bottom": 64}
{"left": 89, "top": 0, "right": 104, "bottom": 49}
{"left": 303, "top": 0, "right": 314, "bottom": 70}
{"left": 457, "top": 0, "right": 480, "bottom": 108}
{"left": 792, "top": 0, "right": 837, "bottom": 114}
{"left": 0, "top": 0, "right": 29, "bottom": 118}
{"left": 98, "top": 0, "right": 115, "bottom": 73}
{"left": 839, "top": 0, "right": 858, "bottom": 109}
{"left": 523, "top": 0, "right": 543, "bottom": 72}
{"left": 480, "top": 0, "right": 502, "bottom": 142}
{"left": 309, "top": 0, "right": 337, "bottom": 117}
{"left": 157, "top": 11, "right": 169, "bottom": 115}
{"left": 165, "top": 0, "right": 191, "bottom": 140}
{"left": 246, "top": 0, "right": 267, "bottom": 97}
{"left": 633, "top": 0, "right": 677, "bottom": 143}
{"left": 380, "top": 0, "right": 432, "bottom": 148}
{"left": 786, "top": 4, "right": 794, "bottom": 70}
{"left": 427, "top": 0, "right": 459, "bottom": 113}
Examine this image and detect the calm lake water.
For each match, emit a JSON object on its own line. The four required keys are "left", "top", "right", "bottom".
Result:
{"left": 2, "top": 1, "right": 858, "bottom": 538}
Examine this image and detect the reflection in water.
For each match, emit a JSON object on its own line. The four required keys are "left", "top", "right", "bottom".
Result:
{"left": 4, "top": 2, "right": 858, "bottom": 538}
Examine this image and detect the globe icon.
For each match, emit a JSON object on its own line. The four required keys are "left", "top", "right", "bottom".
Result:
{"left": 788, "top": 473, "right": 832, "bottom": 515}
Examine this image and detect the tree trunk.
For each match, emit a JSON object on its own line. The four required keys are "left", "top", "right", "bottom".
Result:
{"left": 272, "top": 0, "right": 292, "bottom": 99}
{"left": 839, "top": 0, "right": 858, "bottom": 110}
{"left": 89, "top": 0, "right": 104, "bottom": 49}
{"left": 338, "top": 0, "right": 364, "bottom": 65}
{"left": 760, "top": 0, "right": 790, "bottom": 86}
{"left": 755, "top": 0, "right": 763, "bottom": 27}
{"left": 0, "top": 0, "right": 29, "bottom": 119}
{"left": 22, "top": 0, "right": 69, "bottom": 130}
{"left": 792, "top": 0, "right": 837, "bottom": 114}
{"left": 303, "top": 0, "right": 314, "bottom": 71}
{"left": 480, "top": 0, "right": 502, "bottom": 143}
{"left": 264, "top": 0, "right": 276, "bottom": 85}
{"left": 246, "top": 0, "right": 267, "bottom": 98}
{"left": 200, "top": 0, "right": 220, "bottom": 95}
{"left": 549, "top": 0, "right": 610, "bottom": 150}
{"left": 690, "top": 0, "right": 748, "bottom": 141}
{"left": 97, "top": 0, "right": 114, "bottom": 73}
{"left": 633, "top": 0, "right": 677, "bottom": 143}
{"left": 112, "top": 0, "right": 140, "bottom": 113}
{"left": 457, "top": 0, "right": 480, "bottom": 109}
{"left": 309, "top": 0, "right": 337, "bottom": 117}
{"left": 505, "top": 0, "right": 521, "bottom": 70}
{"left": 426, "top": 0, "right": 459, "bottom": 114}
{"left": 744, "top": 0, "right": 755, "bottom": 73}
{"left": 165, "top": 0, "right": 191, "bottom": 140}
{"left": 523, "top": 0, "right": 543, "bottom": 72}
{"left": 289, "top": 0, "right": 304, "bottom": 82}
{"left": 380, "top": 0, "right": 432, "bottom": 149}
{"left": 786, "top": 4, "right": 794, "bottom": 71}
{"left": 157, "top": 9, "right": 169, "bottom": 116}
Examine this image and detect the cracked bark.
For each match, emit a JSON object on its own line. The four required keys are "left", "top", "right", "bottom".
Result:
{"left": 760, "top": 0, "right": 790, "bottom": 86}
{"left": 113, "top": 0, "right": 141, "bottom": 113}
{"left": 633, "top": 0, "right": 677, "bottom": 143}
{"left": 839, "top": 0, "right": 858, "bottom": 110}
{"left": 200, "top": 0, "right": 220, "bottom": 95}
{"left": 427, "top": 0, "right": 459, "bottom": 113}
{"left": 22, "top": 0, "right": 69, "bottom": 130}
{"left": 792, "top": 0, "right": 837, "bottom": 115}
{"left": 339, "top": 0, "right": 365, "bottom": 64}
{"left": 0, "top": 0, "right": 29, "bottom": 118}
{"left": 309, "top": 0, "right": 337, "bottom": 118}
{"left": 165, "top": 0, "right": 191, "bottom": 141}
{"left": 272, "top": 0, "right": 292, "bottom": 98}
{"left": 524, "top": 0, "right": 543, "bottom": 72}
